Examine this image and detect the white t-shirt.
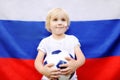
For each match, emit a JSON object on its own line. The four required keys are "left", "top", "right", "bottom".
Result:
{"left": 37, "top": 34, "right": 80, "bottom": 80}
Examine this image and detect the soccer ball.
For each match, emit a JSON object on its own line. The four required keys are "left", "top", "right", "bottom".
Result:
{"left": 43, "top": 50, "right": 74, "bottom": 80}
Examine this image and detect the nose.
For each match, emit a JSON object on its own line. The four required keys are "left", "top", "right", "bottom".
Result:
{"left": 57, "top": 20, "right": 62, "bottom": 24}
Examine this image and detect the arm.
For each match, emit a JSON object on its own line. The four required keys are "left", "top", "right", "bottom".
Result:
{"left": 60, "top": 45, "right": 86, "bottom": 75}
{"left": 74, "top": 45, "right": 86, "bottom": 68}
{"left": 34, "top": 50, "right": 61, "bottom": 79}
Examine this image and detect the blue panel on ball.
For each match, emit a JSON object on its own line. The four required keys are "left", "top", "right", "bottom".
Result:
{"left": 44, "top": 61, "right": 47, "bottom": 65}
{"left": 52, "top": 50, "right": 61, "bottom": 54}
{"left": 57, "top": 60, "right": 67, "bottom": 69}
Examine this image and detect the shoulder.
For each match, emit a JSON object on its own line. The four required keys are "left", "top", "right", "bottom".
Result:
{"left": 66, "top": 34, "right": 81, "bottom": 46}
{"left": 38, "top": 36, "right": 52, "bottom": 45}
{"left": 66, "top": 34, "right": 78, "bottom": 40}
{"left": 41, "top": 36, "right": 51, "bottom": 42}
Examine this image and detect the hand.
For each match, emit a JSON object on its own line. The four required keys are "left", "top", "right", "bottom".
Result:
{"left": 43, "top": 63, "right": 61, "bottom": 79}
{"left": 59, "top": 57, "right": 77, "bottom": 75}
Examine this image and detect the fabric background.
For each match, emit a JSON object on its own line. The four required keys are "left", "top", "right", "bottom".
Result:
{"left": 0, "top": 0, "right": 120, "bottom": 80}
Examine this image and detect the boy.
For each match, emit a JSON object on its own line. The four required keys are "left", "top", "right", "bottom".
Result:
{"left": 34, "top": 8, "right": 85, "bottom": 80}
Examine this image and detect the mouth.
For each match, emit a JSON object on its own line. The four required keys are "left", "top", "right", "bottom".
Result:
{"left": 56, "top": 26, "right": 64, "bottom": 28}
{"left": 56, "top": 25, "right": 67, "bottom": 28}
{"left": 56, "top": 26, "right": 65, "bottom": 29}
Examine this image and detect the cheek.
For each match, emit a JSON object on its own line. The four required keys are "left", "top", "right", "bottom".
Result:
{"left": 50, "top": 20, "right": 56, "bottom": 24}
{"left": 50, "top": 22, "right": 56, "bottom": 27}
{"left": 64, "top": 23, "right": 67, "bottom": 26}
{"left": 49, "top": 26, "right": 56, "bottom": 31}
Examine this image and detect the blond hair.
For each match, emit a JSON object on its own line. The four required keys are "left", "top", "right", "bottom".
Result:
{"left": 45, "top": 8, "right": 70, "bottom": 32}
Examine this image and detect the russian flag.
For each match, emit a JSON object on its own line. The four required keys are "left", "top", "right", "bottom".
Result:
{"left": 0, "top": 0, "right": 120, "bottom": 80}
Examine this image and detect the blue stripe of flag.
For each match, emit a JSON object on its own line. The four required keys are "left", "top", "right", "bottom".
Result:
{"left": 0, "top": 19, "right": 120, "bottom": 59}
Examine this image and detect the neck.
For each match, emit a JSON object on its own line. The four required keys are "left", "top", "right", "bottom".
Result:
{"left": 52, "top": 34, "right": 65, "bottom": 40}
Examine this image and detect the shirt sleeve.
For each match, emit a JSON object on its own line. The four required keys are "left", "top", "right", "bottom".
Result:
{"left": 72, "top": 35, "right": 81, "bottom": 47}
{"left": 37, "top": 39, "right": 46, "bottom": 53}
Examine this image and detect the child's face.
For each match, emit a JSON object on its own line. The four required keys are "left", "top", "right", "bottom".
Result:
{"left": 50, "top": 13, "right": 68, "bottom": 35}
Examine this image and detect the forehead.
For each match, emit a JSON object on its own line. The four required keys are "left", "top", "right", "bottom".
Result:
{"left": 50, "top": 11, "right": 68, "bottom": 19}
{"left": 51, "top": 14, "right": 67, "bottom": 19}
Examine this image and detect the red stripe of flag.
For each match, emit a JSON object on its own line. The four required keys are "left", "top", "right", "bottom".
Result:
{"left": 0, "top": 58, "right": 42, "bottom": 80}
{"left": 77, "top": 56, "right": 120, "bottom": 80}
{"left": 0, "top": 56, "right": 120, "bottom": 80}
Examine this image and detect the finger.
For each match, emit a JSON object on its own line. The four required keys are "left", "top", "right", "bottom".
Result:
{"left": 60, "top": 68, "right": 71, "bottom": 75}
{"left": 51, "top": 71, "right": 61, "bottom": 75}
{"left": 46, "top": 63, "right": 54, "bottom": 67}
{"left": 59, "top": 63, "right": 68, "bottom": 67}
{"left": 50, "top": 75, "right": 60, "bottom": 79}
{"left": 60, "top": 67, "right": 70, "bottom": 72}
{"left": 51, "top": 68, "right": 60, "bottom": 72}
{"left": 50, "top": 69, "right": 61, "bottom": 76}
{"left": 65, "top": 57, "right": 72, "bottom": 61}
{"left": 61, "top": 70, "right": 70, "bottom": 75}
{"left": 59, "top": 64, "right": 68, "bottom": 69}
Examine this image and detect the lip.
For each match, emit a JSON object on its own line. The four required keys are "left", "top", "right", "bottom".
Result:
{"left": 56, "top": 27, "right": 64, "bottom": 28}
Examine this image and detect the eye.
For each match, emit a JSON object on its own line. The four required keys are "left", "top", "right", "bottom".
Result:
{"left": 61, "top": 18, "right": 66, "bottom": 21}
{"left": 53, "top": 18, "right": 58, "bottom": 21}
